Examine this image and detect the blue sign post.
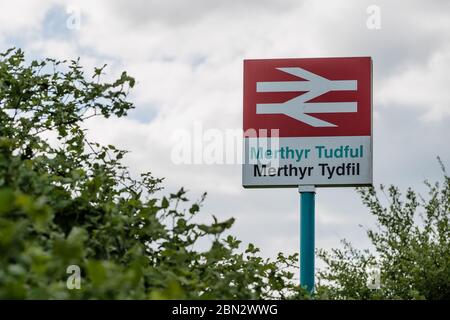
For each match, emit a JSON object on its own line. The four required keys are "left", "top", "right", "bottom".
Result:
{"left": 299, "top": 185, "right": 315, "bottom": 293}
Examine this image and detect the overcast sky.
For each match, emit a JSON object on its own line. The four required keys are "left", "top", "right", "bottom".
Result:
{"left": 1, "top": 0, "right": 449, "bottom": 273}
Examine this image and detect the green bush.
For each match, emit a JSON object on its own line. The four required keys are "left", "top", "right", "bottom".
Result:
{"left": 317, "top": 165, "right": 450, "bottom": 299}
{"left": 0, "top": 48, "right": 305, "bottom": 299}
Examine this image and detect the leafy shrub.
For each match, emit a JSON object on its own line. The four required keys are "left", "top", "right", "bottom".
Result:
{"left": 317, "top": 164, "right": 450, "bottom": 299}
{"left": 0, "top": 48, "right": 305, "bottom": 299}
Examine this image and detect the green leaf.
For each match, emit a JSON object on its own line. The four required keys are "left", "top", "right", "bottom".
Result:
{"left": 161, "top": 197, "right": 169, "bottom": 209}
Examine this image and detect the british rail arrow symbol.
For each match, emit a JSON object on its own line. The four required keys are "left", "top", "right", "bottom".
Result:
{"left": 256, "top": 67, "right": 358, "bottom": 127}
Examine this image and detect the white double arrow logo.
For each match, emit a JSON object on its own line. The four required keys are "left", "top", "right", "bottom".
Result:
{"left": 256, "top": 67, "right": 358, "bottom": 127}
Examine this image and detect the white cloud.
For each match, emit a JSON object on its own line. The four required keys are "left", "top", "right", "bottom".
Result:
{"left": 2, "top": 0, "right": 450, "bottom": 262}
{"left": 378, "top": 45, "right": 450, "bottom": 121}
{"left": 0, "top": 0, "right": 56, "bottom": 34}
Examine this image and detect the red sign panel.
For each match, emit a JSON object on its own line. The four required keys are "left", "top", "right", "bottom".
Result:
{"left": 243, "top": 57, "right": 372, "bottom": 137}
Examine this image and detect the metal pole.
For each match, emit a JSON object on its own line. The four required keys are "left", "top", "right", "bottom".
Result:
{"left": 298, "top": 185, "right": 315, "bottom": 293}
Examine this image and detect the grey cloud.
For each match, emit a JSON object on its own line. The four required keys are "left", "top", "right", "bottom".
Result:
{"left": 297, "top": 0, "right": 450, "bottom": 81}
{"left": 110, "top": 0, "right": 297, "bottom": 28}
